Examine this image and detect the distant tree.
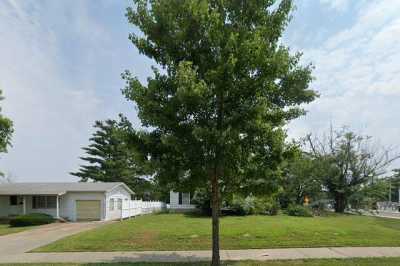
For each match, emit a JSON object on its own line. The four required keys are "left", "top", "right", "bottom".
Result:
{"left": 348, "top": 168, "right": 400, "bottom": 209}
{"left": 71, "top": 115, "right": 151, "bottom": 198}
{"left": 306, "top": 127, "right": 400, "bottom": 213}
{"left": 124, "top": 1, "right": 316, "bottom": 264}
{"left": 0, "top": 172, "right": 15, "bottom": 183}
{"left": 348, "top": 178, "right": 390, "bottom": 210}
{"left": 0, "top": 90, "right": 13, "bottom": 176}
{"left": 279, "top": 151, "right": 324, "bottom": 208}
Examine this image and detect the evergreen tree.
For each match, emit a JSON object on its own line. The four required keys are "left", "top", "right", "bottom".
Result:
{"left": 71, "top": 115, "right": 150, "bottom": 198}
{"left": 124, "top": 1, "right": 316, "bottom": 264}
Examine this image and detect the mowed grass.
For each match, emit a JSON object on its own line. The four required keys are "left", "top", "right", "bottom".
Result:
{"left": 5, "top": 258, "right": 400, "bottom": 266}
{"left": 35, "top": 213, "right": 400, "bottom": 252}
{"left": 0, "top": 224, "right": 32, "bottom": 236}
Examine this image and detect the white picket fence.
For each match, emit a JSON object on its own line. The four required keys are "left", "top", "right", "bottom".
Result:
{"left": 121, "top": 200, "right": 166, "bottom": 219}
{"left": 377, "top": 201, "right": 400, "bottom": 212}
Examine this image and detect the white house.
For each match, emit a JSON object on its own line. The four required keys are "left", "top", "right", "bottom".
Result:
{"left": 0, "top": 182, "right": 134, "bottom": 221}
{"left": 169, "top": 191, "right": 196, "bottom": 212}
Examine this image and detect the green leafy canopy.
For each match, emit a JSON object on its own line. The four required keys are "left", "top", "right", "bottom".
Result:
{"left": 0, "top": 89, "right": 13, "bottom": 177}
{"left": 123, "top": 0, "right": 317, "bottom": 194}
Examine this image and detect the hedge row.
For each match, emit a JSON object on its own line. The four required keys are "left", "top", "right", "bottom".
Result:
{"left": 9, "top": 213, "right": 55, "bottom": 227}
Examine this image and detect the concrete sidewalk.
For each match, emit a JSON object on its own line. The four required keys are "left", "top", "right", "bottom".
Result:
{"left": 2, "top": 247, "right": 400, "bottom": 263}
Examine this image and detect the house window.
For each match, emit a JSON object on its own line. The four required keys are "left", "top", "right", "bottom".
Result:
{"left": 109, "top": 198, "right": 115, "bottom": 211}
{"left": 178, "top": 192, "right": 190, "bottom": 205}
{"left": 9, "top": 196, "right": 18, "bottom": 206}
{"left": 32, "top": 196, "right": 57, "bottom": 209}
{"left": 117, "top": 199, "right": 122, "bottom": 210}
{"left": 178, "top": 192, "right": 182, "bottom": 205}
{"left": 47, "top": 196, "right": 57, "bottom": 208}
{"left": 182, "top": 193, "right": 190, "bottom": 205}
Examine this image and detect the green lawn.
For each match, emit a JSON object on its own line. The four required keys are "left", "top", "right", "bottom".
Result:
{"left": 35, "top": 213, "right": 400, "bottom": 252}
{"left": 4, "top": 258, "right": 400, "bottom": 266}
{"left": 0, "top": 224, "right": 32, "bottom": 236}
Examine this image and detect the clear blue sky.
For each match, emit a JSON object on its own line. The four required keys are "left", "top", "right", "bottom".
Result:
{"left": 0, "top": 0, "right": 399, "bottom": 182}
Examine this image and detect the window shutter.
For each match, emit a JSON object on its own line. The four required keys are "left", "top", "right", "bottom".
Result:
{"left": 9, "top": 196, "right": 17, "bottom": 206}
{"left": 32, "top": 196, "right": 37, "bottom": 209}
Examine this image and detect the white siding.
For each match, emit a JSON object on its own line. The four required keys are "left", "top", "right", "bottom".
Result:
{"left": 60, "top": 192, "right": 105, "bottom": 221}
{"left": 0, "top": 195, "right": 58, "bottom": 217}
{"left": 25, "top": 196, "right": 57, "bottom": 217}
{"left": 0, "top": 196, "right": 8, "bottom": 217}
{"left": 0, "top": 184, "right": 135, "bottom": 221}
{"left": 170, "top": 191, "right": 179, "bottom": 205}
{"left": 0, "top": 196, "right": 22, "bottom": 216}
{"left": 169, "top": 191, "right": 196, "bottom": 212}
{"left": 105, "top": 185, "right": 131, "bottom": 221}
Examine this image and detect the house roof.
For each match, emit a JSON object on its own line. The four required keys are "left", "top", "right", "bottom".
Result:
{"left": 0, "top": 182, "right": 134, "bottom": 195}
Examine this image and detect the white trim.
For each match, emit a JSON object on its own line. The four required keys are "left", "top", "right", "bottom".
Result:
{"left": 56, "top": 195, "right": 60, "bottom": 219}
{"left": 22, "top": 196, "right": 26, "bottom": 215}
{"left": 107, "top": 183, "right": 135, "bottom": 195}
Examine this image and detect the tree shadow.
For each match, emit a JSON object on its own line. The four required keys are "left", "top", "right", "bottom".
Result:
{"left": 373, "top": 216, "right": 400, "bottom": 231}
{"left": 108, "top": 252, "right": 211, "bottom": 265}
{"left": 183, "top": 212, "right": 210, "bottom": 219}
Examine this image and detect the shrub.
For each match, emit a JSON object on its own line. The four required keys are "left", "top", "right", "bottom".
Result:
{"left": 265, "top": 200, "right": 280, "bottom": 216}
{"left": 230, "top": 196, "right": 246, "bottom": 215}
{"left": 254, "top": 197, "right": 280, "bottom": 216}
{"left": 309, "top": 199, "right": 330, "bottom": 216}
{"left": 9, "top": 213, "right": 55, "bottom": 227}
{"left": 192, "top": 189, "right": 212, "bottom": 216}
{"left": 230, "top": 196, "right": 254, "bottom": 215}
{"left": 194, "top": 191, "right": 281, "bottom": 216}
{"left": 286, "top": 204, "right": 313, "bottom": 217}
{"left": 230, "top": 196, "right": 280, "bottom": 216}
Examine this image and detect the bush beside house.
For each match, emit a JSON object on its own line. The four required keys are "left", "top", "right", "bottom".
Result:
{"left": 230, "top": 196, "right": 280, "bottom": 216}
{"left": 9, "top": 213, "right": 55, "bottom": 227}
{"left": 193, "top": 191, "right": 280, "bottom": 216}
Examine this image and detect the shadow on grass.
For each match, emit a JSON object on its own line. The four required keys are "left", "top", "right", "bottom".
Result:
{"left": 373, "top": 216, "right": 400, "bottom": 231}
{"left": 183, "top": 212, "right": 210, "bottom": 219}
{"left": 108, "top": 252, "right": 210, "bottom": 265}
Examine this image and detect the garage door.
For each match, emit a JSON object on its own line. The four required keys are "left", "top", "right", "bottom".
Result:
{"left": 76, "top": 200, "right": 101, "bottom": 221}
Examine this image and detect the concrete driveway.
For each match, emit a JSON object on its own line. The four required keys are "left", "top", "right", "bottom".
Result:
{"left": 0, "top": 221, "right": 106, "bottom": 256}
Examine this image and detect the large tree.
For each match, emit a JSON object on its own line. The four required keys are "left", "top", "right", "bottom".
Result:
{"left": 279, "top": 151, "right": 324, "bottom": 208}
{"left": 71, "top": 115, "right": 151, "bottom": 198}
{"left": 0, "top": 90, "right": 13, "bottom": 177}
{"left": 306, "top": 127, "right": 400, "bottom": 213}
{"left": 124, "top": 1, "right": 316, "bottom": 264}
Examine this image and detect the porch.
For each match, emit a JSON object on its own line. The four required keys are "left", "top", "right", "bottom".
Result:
{"left": 168, "top": 191, "right": 197, "bottom": 212}
{"left": 0, "top": 194, "right": 62, "bottom": 219}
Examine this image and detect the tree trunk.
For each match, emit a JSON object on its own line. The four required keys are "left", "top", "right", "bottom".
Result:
{"left": 212, "top": 78, "right": 224, "bottom": 266}
{"left": 211, "top": 172, "right": 220, "bottom": 266}
{"left": 334, "top": 193, "right": 346, "bottom": 213}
